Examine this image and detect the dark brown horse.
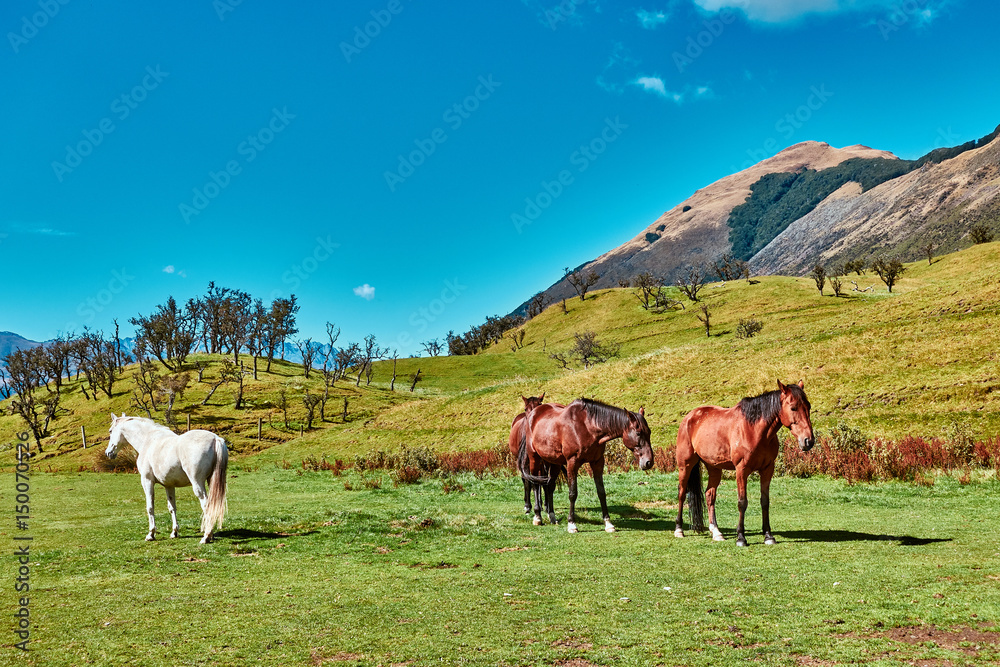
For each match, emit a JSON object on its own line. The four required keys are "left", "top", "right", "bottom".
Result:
{"left": 508, "top": 394, "right": 546, "bottom": 514}
{"left": 519, "top": 398, "right": 654, "bottom": 533}
{"left": 674, "top": 380, "right": 814, "bottom": 547}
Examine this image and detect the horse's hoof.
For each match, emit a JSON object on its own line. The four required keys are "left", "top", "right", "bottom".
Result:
{"left": 145, "top": 534, "right": 155, "bottom": 541}
{"left": 711, "top": 530, "right": 725, "bottom": 541}
{"left": 765, "top": 537, "right": 777, "bottom": 545}
{"left": 604, "top": 522, "right": 616, "bottom": 533}
{"left": 674, "top": 528, "right": 685, "bottom": 538}
{"left": 523, "top": 507, "right": 531, "bottom": 515}
{"left": 736, "top": 538, "right": 748, "bottom": 547}
{"left": 170, "top": 532, "right": 179, "bottom": 539}
{"left": 200, "top": 536, "right": 213, "bottom": 544}
{"left": 532, "top": 516, "right": 542, "bottom": 526}
{"left": 567, "top": 523, "right": 578, "bottom": 534}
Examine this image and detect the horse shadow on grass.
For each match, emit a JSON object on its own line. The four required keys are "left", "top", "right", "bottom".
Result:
{"left": 775, "top": 530, "right": 951, "bottom": 546}
{"left": 214, "top": 528, "right": 318, "bottom": 541}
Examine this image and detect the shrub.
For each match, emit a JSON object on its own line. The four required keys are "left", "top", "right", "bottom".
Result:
{"left": 399, "top": 445, "right": 439, "bottom": 473}
{"left": 91, "top": 447, "right": 138, "bottom": 473}
{"left": 828, "top": 422, "right": 868, "bottom": 453}
{"left": 361, "top": 474, "right": 383, "bottom": 490}
{"left": 392, "top": 466, "right": 422, "bottom": 486}
{"left": 735, "top": 317, "right": 763, "bottom": 339}
{"left": 969, "top": 224, "right": 995, "bottom": 244}
{"left": 645, "top": 232, "right": 661, "bottom": 244}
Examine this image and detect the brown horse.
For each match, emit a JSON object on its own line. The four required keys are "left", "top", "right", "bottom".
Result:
{"left": 674, "top": 380, "right": 814, "bottom": 547}
{"left": 519, "top": 398, "right": 654, "bottom": 533}
{"left": 508, "top": 393, "right": 546, "bottom": 514}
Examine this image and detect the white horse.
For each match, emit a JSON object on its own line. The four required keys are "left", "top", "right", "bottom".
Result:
{"left": 106, "top": 413, "right": 228, "bottom": 544}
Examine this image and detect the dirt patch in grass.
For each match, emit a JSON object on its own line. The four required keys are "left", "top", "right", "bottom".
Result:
{"left": 311, "top": 650, "right": 364, "bottom": 664}
{"left": 492, "top": 546, "right": 530, "bottom": 553}
{"left": 633, "top": 500, "right": 678, "bottom": 510}
{"left": 794, "top": 656, "right": 838, "bottom": 666}
{"left": 552, "top": 660, "right": 598, "bottom": 667}
{"left": 552, "top": 637, "right": 593, "bottom": 651}
{"left": 877, "top": 624, "right": 999, "bottom": 654}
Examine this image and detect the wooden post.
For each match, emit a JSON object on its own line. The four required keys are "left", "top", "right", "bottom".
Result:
{"left": 342, "top": 398, "right": 348, "bottom": 422}
{"left": 410, "top": 369, "right": 421, "bottom": 393}
{"left": 257, "top": 417, "right": 262, "bottom": 441}
{"left": 81, "top": 425, "right": 87, "bottom": 449}
{"left": 299, "top": 426, "right": 303, "bottom": 438}
{"left": 186, "top": 414, "right": 191, "bottom": 432}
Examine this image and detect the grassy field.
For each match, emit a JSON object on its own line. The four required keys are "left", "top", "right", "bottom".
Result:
{"left": 2, "top": 467, "right": 998, "bottom": 666}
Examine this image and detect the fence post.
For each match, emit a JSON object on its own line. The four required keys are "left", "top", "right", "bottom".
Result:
{"left": 257, "top": 417, "right": 262, "bottom": 441}
{"left": 186, "top": 414, "right": 191, "bottom": 432}
{"left": 343, "top": 398, "right": 348, "bottom": 422}
{"left": 81, "top": 425, "right": 87, "bottom": 449}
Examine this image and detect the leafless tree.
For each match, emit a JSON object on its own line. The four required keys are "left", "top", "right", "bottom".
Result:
{"left": 389, "top": 349, "right": 399, "bottom": 391}
{"left": 568, "top": 331, "right": 621, "bottom": 368}
{"left": 263, "top": 295, "right": 299, "bottom": 371}
{"left": 246, "top": 298, "right": 267, "bottom": 379}
{"left": 356, "top": 334, "right": 387, "bottom": 387}
{"left": 696, "top": 304, "right": 712, "bottom": 338}
{"left": 507, "top": 329, "right": 526, "bottom": 351}
{"left": 526, "top": 293, "right": 548, "bottom": 319}
{"left": 130, "top": 296, "right": 196, "bottom": 371}
{"left": 550, "top": 352, "right": 571, "bottom": 370}
{"left": 409, "top": 369, "right": 422, "bottom": 392}
{"left": 421, "top": 339, "right": 443, "bottom": 357}
{"left": 302, "top": 392, "right": 321, "bottom": 429}
{"left": 130, "top": 358, "right": 161, "bottom": 417}
{"left": 157, "top": 373, "right": 190, "bottom": 427}
{"left": 923, "top": 241, "right": 936, "bottom": 265}
{"left": 2, "top": 346, "right": 57, "bottom": 451}
{"left": 295, "top": 338, "right": 316, "bottom": 379}
{"left": 334, "top": 342, "right": 360, "bottom": 383}
{"left": 675, "top": 266, "right": 707, "bottom": 302}
{"left": 633, "top": 272, "right": 663, "bottom": 310}
{"left": 564, "top": 267, "right": 600, "bottom": 301}
{"left": 711, "top": 253, "right": 749, "bottom": 282}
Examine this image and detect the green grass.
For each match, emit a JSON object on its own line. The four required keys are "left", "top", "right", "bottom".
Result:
{"left": 3, "top": 469, "right": 998, "bottom": 666}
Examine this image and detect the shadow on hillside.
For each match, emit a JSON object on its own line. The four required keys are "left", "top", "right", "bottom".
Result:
{"left": 775, "top": 530, "right": 951, "bottom": 546}
{"left": 214, "top": 528, "right": 318, "bottom": 541}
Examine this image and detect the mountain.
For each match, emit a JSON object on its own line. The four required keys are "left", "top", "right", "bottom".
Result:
{"left": 0, "top": 331, "right": 44, "bottom": 368}
{"left": 517, "top": 122, "right": 1000, "bottom": 313}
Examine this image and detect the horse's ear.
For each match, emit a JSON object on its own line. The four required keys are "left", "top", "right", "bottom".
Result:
{"left": 797, "top": 379, "right": 804, "bottom": 389}
{"left": 110, "top": 412, "right": 116, "bottom": 422}
{"left": 639, "top": 407, "right": 645, "bottom": 416}
{"left": 777, "top": 379, "right": 787, "bottom": 393}
{"left": 539, "top": 392, "right": 545, "bottom": 402}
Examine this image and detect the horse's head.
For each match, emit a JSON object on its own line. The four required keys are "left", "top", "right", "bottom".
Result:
{"left": 521, "top": 393, "right": 545, "bottom": 413}
{"left": 624, "top": 407, "right": 655, "bottom": 471}
{"left": 778, "top": 380, "right": 814, "bottom": 451}
{"left": 106, "top": 412, "right": 128, "bottom": 459}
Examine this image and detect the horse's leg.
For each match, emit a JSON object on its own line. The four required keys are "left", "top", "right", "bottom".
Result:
{"left": 566, "top": 459, "right": 580, "bottom": 534}
{"left": 165, "top": 486, "right": 180, "bottom": 538}
{"left": 545, "top": 477, "right": 557, "bottom": 525}
{"left": 523, "top": 478, "right": 532, "bottom": 515}
{"left": 674, "top": 459, "right": 694, "bottom": 538}
{"left": 735, "top": 464, "right": 750, "bottom": 547}
{"left": 532, "top": 480, "right": 543, "bottom": 526}
{"left": 760, "top": 463, "right": 777, "bottom": 545}
{"left": 141, "top": 477, "right": 157, "bottom": 541}
{"left": 591, "top": 459, "right": 615, "bottom": 533}
{"left": 190, "top": 479, "right": 212, "bottom": 544}
{"left": 706, "top": 467, "right": 725, "bottom": 542}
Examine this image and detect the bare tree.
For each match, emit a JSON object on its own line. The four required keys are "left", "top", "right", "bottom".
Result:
{"left": 696, "top": 304, "right": 712, "bottom": 338}
{"left": 263, "top": 295, "right": 299, "bottom": 371}
{"left": 829, "top": 272, "right": 844, "bottom": 298}
{"left": 564, "top": 267, "right": 600, "bottom": 301}
{"left": 409, "top": 369, "right": 422, "bottom": 392}
{"left": 356, "top": 334, "right": 386, "bottom": 387}
{"left": 550, "top": 352, "right": 571, "bottom": 369}
{"left": 633, "top": 272, "right": 663, "bottom": 311}
{"left": 675, "top": 266, "right": 707, "bottom": 302}
{"left": 130, "top": 358, "right": 161, "bottom": 417}
{"left": 246, "top": 298, "right": 267, "bottom": 380}
{"left": 871, "top": 255, "right": 906, "bottom": 293}
{"left": 711, "top": 253, "right": 749, "bottom": 282}
{"left": 389, "top": 349, "right": 399, "bottom": 391}
{"left": 507, "top": 329, "right": 526, "bottom": 351}
{"left": 810, "top": 264, "right": 827, "bottom": 295}
{"left": 218, "top": 288, "right": 253, "bottom": 363}
{"left": 221, "top": 359, "right": 249, "bottom": 409}
{"left": 334, "top": 342, "right": 360, "bottom": 383}
{"left": 2, "top": 347, "right": 57, "bottom": 451}
{"left": 302, "top": 392, "right": 321, "bottom": 429}
{"left": 318, "top": 323, "right": 341, "bottom": 420}
{"left": 923, "top": 241, "right": 936, "bottom": 265}
{"left": 421, "top": 339, "right": 443, "bottom": 357}
{"left": 295, "top": 338, "right": 316, "bottom": 379}
{"left": 568, "top": 331, "right": 621, "bottom": 368}
{"left": 526, "top": 292, "right": 548, "bottom": 319}
{"left": 157, "top": 373, "right": 190, "bottom": 427}
{"left": 844, "top": 259, "right": 867, "bottom": 276}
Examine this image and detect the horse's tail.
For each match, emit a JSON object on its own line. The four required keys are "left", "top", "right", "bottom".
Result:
{"left": 202, "top": 435, "right": 229, "bottom": 534}
{"left": 516, "top": 422, "right": 555, "bottom": 485}
{"left": 687, "top": 461, "right": 706, "bottom": 533}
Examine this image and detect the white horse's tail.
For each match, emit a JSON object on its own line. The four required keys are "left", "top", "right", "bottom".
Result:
{"left": 201, "top": 436, "right": 229, "bottom": 535}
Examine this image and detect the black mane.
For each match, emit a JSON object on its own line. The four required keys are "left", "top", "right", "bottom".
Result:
{"left": 737, "top": 385, "right": 809, "bottom": 424}
{"left": 575, "top": 398, "right": 633, "bottom": 434}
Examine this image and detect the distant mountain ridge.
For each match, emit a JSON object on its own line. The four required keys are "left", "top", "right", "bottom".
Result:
{"left": 0, "top": 331, "right": 44, "bottom": 369}
{"left": 515, "top": 122, "right": 1000, "bottom": 314}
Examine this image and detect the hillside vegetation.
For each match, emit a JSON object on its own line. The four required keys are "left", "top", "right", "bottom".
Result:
{"left": 3, "top": 242, "right": 999, "bottom": 470}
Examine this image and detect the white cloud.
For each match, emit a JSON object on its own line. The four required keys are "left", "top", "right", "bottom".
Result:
{"left": 633, "top": 76, "right": 687, "bottom": 103}
{"left": 691, "top": 0, "right": 937, "bottom": 24}
{"left": 163, "top": 265, "right": 175, "bottom": 274}
{"left": 353, "top": 284, "right": 375, "bottom": 301}
{"left": 636, "top": 8, "right": 669, "bottom": 28}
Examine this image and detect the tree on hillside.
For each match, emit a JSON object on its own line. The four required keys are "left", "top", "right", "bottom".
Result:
{"left": 969, "top": 223, "right": 995, "bottom": 244}
{"left": 263, "top": 296, "right": 299, "bottom": 371}
{"left": 295, "top": 338, "right": 316, "bottom": 379}
{"left": 130, "top": 296, "right": 196, "bottom": 371}
{"left": 357, "top": 334, "right": 387, "bottom": 386}
{"left": 871, "top": 255, "right": 906, "bottom": 293}
{"left": 3, "top": 347, "right": 58, "bottom": 451}
{"left": 843, "top": 259, "right": 867, "bottom": 276}
{"left": 633, "top": 272, "right": 663, "bottom": 311}
{"left": 810, "top": 264, "right": 827, "bottom": 295}
{"left": 696, "top": 304, "right": 712, "bottom": 338}
{"left": 79, "top": 330, "right": 119, "bottom": 399}
{"left": 246, "top": 298, "right": 268, "bottom": 380}
{"left": 421, "top": 339, "right": 443, "bottom": 357}
{"left": 526, "top": 292, "right": 548, "bottom": 319}
{"left": 829, "top": 268, "right": 844, "bottom": 297}
{"left": 334, "top": 342, "right": 360, "bottom": 383}
{"left": 40, "top": 334, "right": 74, "bottom": 395}
{"left": 675, "top": 266, "right": 707, "bottom": 302}
{"left": 218, "top": 288, "right": 253, "bottom": 363}
{"left": 156, "top": 372, "right": 190, "bottom": 427}
{"left": 712, "top": 253, "right": 750, "bottom": 282}
{"left": 923, "top": 241, "right": 936, "bottom": 265}
{"left": 318, "top": 323, "right": 341, "bottom": 420}
{"left": 568, "top": 331, "right": 620, "bottom": 368}
{"left": 130, "top": 358, "right": 161, "bottom": 418}
{"left": 565, "top": 267, "right": 600, "bottom": 301}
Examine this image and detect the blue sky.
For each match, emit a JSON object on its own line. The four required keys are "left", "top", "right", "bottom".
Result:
{"left": 2, "top": 0, "right": 998, "bottom": 354}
